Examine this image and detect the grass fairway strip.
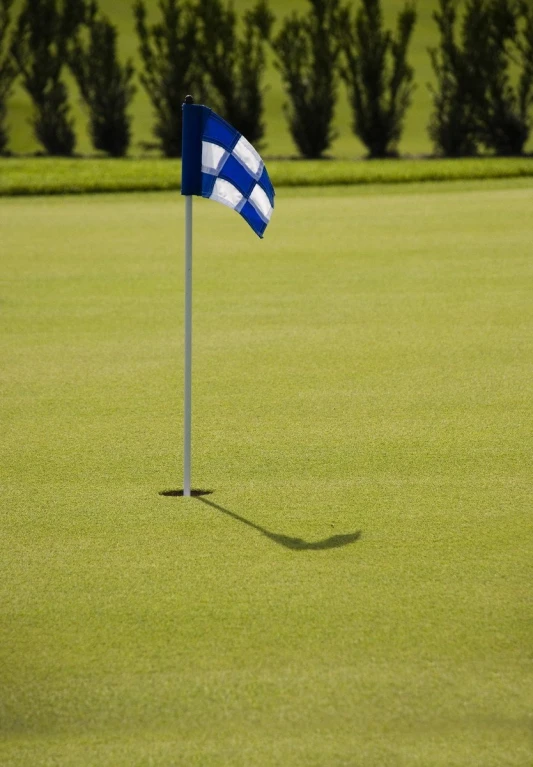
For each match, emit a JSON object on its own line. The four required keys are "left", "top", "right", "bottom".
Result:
{"left": 0, "top": 155, "right": 532, "bottom": 196}
{"left": 1, "top": 180, "right": 532, "bottom": 767}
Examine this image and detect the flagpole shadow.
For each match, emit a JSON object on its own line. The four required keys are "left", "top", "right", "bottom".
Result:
{"left": 196, "top": 496, "right": 361, "bottom": 551}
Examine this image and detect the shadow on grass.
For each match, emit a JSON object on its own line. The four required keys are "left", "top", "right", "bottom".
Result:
{"left": 196, "top": 496, "right": 361, "bottom": 551}
{"left": 159, "top": 491, "right": 361, "bottom": 550}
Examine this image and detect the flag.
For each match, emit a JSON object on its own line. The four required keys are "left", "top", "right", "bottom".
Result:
{"left": 181, "top": 101, "right": 275, "bottom": 238}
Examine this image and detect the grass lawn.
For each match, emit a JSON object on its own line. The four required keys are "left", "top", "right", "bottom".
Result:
{"left": 1, "top": 180, "right": 532, "bottom": 766}
{"left": 1, "top": 156, "right": 533, "bottom": 196}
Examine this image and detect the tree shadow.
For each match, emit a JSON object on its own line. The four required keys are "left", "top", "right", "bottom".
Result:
{"left": 196, "top": 496, "right": 361, "bottom": 551}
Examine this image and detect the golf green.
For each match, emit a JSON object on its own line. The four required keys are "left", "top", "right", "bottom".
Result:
{"left": 1, "top": 180, "right": 532, "bottom": 766}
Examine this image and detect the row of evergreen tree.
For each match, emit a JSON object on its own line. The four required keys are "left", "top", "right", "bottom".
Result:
{"left": 0, "top": 0, "right": 532, "bottom": 159}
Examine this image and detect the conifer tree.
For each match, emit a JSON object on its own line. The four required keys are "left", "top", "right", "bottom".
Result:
{"left": 134, "top": 0, "right": 200, "bottom": 157}
{"left": 69, "top": 1, "right": 135, "bottom": 157}
{"left": 475, "top": 0, "right": 532, "bottom": 156}
{"left": 196, "top": 0, "right": 274, "bottom": 147}
{"left": 429, "top": 0, "right": 533, "bottom": 156}
{"left": 10, "top": 0, "right": 84, "bottom": 156}
{"left": 272, "top": 0, "right": 344, "bottom": 158}
{"left": 340, "top": 0, "right": 417, "bottom": 158}
{"left": 0, "top": 0, "right": 17, "bottom": 154}
{"left": 517, "top": 0, "right": 533, "bottom": 139}
{"left": 428, "top": 0, "right": 479, "bottom": 156}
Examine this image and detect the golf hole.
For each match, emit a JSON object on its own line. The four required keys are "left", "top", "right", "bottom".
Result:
{"left": 159, "top": 489, "right": 213, "bottom": 498}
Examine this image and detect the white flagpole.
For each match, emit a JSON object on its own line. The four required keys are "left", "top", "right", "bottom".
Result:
{"left": 183, "top": 194, "right": 193, "bottom": 496}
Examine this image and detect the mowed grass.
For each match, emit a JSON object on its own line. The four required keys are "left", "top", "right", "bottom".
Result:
{"left": 1, "top": 181, "right": 532, "bottom": 766}
{"left": 1, "top": 155, "right": 533, "bottom": 196}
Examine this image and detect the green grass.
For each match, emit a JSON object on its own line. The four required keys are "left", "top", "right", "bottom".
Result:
{"left": 1, "top": 155, "right": 533, "bottom": 196}
{"left": 1, "top": 179, "right": 532, "bottom": 766}
{"left": 5, "top": 0, "right": 533, "bottom": 157}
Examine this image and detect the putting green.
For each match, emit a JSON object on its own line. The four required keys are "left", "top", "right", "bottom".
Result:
{"left": 1, "top": 180, "right": 532, "bottom": 766}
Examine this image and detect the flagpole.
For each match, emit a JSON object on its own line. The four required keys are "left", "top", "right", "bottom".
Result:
{"left": 183, "top": 193, "right": 193, "bottom": 497}
{"left": 181, "top": 94, "right": 198, "bottom": 498}
{"left": 180, "top": 94, "right": 273, "bottom": 496}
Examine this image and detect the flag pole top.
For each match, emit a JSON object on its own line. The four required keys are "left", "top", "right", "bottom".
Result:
{"left": 185, "top": 95, "right": 194, "bottom": 104}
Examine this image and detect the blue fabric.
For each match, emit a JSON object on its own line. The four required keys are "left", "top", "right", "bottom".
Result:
{"left": 258, "top": 167, "right": 275, "bottom": 206}
{"left": 240, "top": 201, "right": 267, "bottom": 238}
{"left": 203, "top": 113, "right": 239, "bottom": 152}
{"left": 219, "top": 155, "right": 256, "bottom": 198}
{"left": 201, "top": 172, "right": 216, "bottom": 199}
{"left": 181, "top": 103, "right": 207, "bottom": 196}
{"left": 181, "top": 102, "right": 275, "bottom": 238}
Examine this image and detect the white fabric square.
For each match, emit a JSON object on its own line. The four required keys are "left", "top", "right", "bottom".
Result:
{"left": 210, "top": 178, "right": 244, "bottom": 210}
{"left": 202, "top": 141, "right": 228, "bottom": 175}
{"left": 249, "top": 183, "right": 272, "bottom": 221}
{"left": 233, "top": 136, "right": 262, "bottom": 177}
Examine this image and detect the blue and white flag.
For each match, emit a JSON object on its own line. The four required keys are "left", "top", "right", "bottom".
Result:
{"left": 181, "top": 100, "right": 275, "bottom": 238}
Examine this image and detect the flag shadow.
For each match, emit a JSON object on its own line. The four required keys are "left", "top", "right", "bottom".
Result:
{"left": 196, "top": 496, "right": 361, "bottom": 551}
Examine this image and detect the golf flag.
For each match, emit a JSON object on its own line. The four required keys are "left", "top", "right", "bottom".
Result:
{"left": 181, "top": 100, "right": 275, "bottom": 238}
